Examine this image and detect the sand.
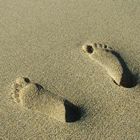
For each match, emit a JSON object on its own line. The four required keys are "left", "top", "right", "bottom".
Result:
{"left": 82, "top": 43, "right": 137, "bottom": 88}
{"left": 11, "top": 77, "right": 81, "bottom": 123}
{"left": 0, "top": 0, "right": 140, "bottom": 139}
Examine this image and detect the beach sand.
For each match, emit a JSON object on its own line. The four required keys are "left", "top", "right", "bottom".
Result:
{"left": 0, "top": 0, "right": 140, "bottom": 139}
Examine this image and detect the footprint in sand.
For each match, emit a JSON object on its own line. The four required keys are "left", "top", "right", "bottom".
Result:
{"left": 82, "top": 42, "right": 137, "bottom": 88}
{"left": 11, "top": 77, "right": 81, "bottom": 123}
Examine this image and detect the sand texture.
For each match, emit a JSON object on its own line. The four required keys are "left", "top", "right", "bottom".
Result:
{"left": 82, "top": 43, "right": 137, "bottom": 88}
{"left": 0, "top": 0, "right": 140, "bottom": 139}
{"left": 11, "top": 77, "right": 81, "bottom": 123}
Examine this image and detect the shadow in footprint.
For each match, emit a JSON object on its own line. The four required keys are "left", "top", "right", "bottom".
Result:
{"left": 111, "top": 51, "right": 138, "bottom": 88}
{"left": 35, "top": 83, "right": 44, "bottom": 91}
{"left": 34, "top": 84, "right": 83, "bottom": 123}
{"left": 64, "top": 100, "right": 83, "bottom": 123}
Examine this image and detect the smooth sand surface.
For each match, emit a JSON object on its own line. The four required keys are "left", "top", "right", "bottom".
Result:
{"left": 0, "top": 0, "right": 140, "bottom": 139}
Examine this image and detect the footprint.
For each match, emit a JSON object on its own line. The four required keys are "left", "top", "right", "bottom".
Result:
{"left": 11, "top": 77, "right": 31, "bottom": 103}
{"left": 82, "top": 43, "right": 137, "bottom": 88}
{"left": 11, "top": 77, "right": 81, "bottom": 123}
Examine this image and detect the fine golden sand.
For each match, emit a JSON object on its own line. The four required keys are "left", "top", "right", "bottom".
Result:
{"left": 0, "top": 0, "right": 140, "bottom": 139}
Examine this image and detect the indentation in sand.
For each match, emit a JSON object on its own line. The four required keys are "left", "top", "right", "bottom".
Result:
{"left": 11, "top": 77, "right": 81, "bottom": 123}
{"left": 82, "top": 42, "right": 137, "bottom": 88}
